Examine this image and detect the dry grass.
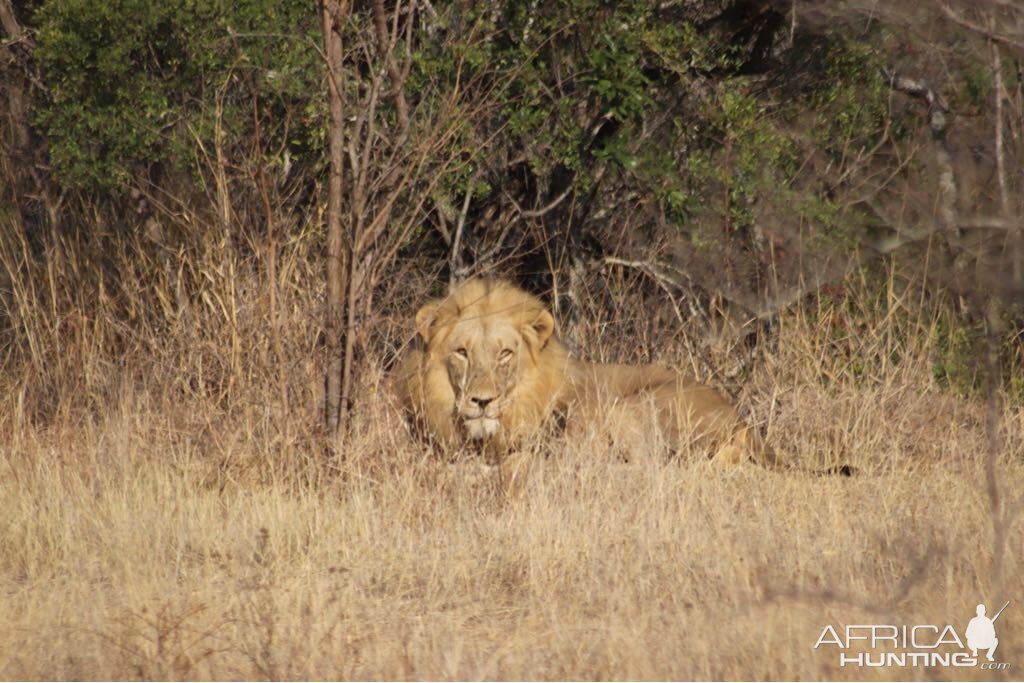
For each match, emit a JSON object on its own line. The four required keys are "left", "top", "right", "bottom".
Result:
{"left": 0, "top": 233, "right": 1022, "bottom": 680}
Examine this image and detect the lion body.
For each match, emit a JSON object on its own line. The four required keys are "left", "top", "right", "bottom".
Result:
{"left": 397, "top": 278, "right": 774, "bottom": 465}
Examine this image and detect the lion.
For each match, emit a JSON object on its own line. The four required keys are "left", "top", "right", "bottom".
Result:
{"left": 397, "top": 278, "right": 781, "bottom": 468}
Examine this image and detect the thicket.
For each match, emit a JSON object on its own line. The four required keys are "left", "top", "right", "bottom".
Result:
{"left": 1, "top": 0, "right": 1022, "bottom": 442}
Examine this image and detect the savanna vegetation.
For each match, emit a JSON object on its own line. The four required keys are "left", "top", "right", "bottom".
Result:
{"left": 1, "top": 0, "right": 1022, "bottom": 679}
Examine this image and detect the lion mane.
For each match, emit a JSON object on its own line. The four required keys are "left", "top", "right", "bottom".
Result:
{"left": 397, "top": 278, "right": 775, "bottom": 466}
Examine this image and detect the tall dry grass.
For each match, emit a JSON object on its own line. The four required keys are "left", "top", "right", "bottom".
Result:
{"left": 0, "top": 218, "right": 1021, "bottom": 680}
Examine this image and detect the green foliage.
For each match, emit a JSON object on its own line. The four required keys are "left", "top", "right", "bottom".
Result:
{"left": 682, "top": 83, "right": 797, "bottom": 231}
{"left": 808, "top": 34, "right": 889, "bottom": 150}
{"left": 796, "top": 195, "right": 865, "bottom": 252}
{"left": 25, "top": 0, "right": 916, "bottom": 255}
{"left": 23, "top": 0, "right": 910, "bottom": 290}
{"left": 428, "top": 1, "right": 894, "bottom": 252}
{"left": 583, "top": 23, "right": 652, "bottom": 122}
{"left": 933, "top": 318, "right": 985, "bottom": 397}
{"left": 933, "top": 313, "right": 1024, "bottom": 404}
{"left": 32, "top": 0, "right": 898, "bottom": 249}
{"left": 955, "top": 60, "right": 992, "bottom": 113}
{"left": 34, "top": 0, "right": 321, "bottom": 192}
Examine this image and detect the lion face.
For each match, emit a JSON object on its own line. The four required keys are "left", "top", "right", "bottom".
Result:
{"left": 410, "top": 280, "right": 561, "bottom": 447}
{"left": 442, "top": 320, "right": 525, "bottom": 440}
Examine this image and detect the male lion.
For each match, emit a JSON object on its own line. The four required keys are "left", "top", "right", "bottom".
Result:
{"left": 397, "top": 278, "right": 779, "bottom": 468}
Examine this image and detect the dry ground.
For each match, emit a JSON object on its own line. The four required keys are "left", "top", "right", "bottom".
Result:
{"left": 1, "top": 278, "right": 1022, "bottom": 680}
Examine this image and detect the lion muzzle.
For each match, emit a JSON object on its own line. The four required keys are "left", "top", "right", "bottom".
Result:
{"left": 461, "top": 415, "right": 501, "bottom": 440}
{"left": 458, "top": 394, "right": 502, "bottom": 440}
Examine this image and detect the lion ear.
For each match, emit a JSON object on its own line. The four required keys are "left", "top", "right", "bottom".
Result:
{"left": 527, "top": 309, "right": 555, "bottom": 347}
{"left": 415, "top": 300, "right": 443, "bottom": 343}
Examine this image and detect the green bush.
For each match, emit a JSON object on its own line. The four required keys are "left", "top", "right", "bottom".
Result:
{"left": 34, "top": 0, "right": 322, "bottom": 192}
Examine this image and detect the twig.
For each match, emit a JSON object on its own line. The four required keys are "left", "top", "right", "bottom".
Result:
{"left": 431, "top": 196, "right": 453, "bottom": 246}
{"left": 505, "top": 184, "right": 574, "bottom": 218}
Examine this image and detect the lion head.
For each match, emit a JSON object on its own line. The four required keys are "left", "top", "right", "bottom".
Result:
{"left": 398, "top": 279, "right": 569, "bottom": 452}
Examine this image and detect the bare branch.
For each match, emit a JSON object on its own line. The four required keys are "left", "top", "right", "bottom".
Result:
{"left": 431, "top": 196, "right": 453, "bottom": 246}
{"left": 958, "top": 217, "right": 1023, "bottom": 230}
{"left": 990, "top": 27, "right": 1010, "bottom": 215}
{"left": 0, "top": 0, "right": 30, "bottom": 45}
{"left": 449, "top": 174, "right": 476, "bottom": 286}
{"left": 600, "top": 256, "right": 688, "bottom": 324}
{"left": 940, "top": 2, "right": 1024, "bottom": 52}
{"left": 372, "top": 0, "right": 410, "bottom": 135}
{"left": 322, "top": 0, "right": 351, "bottom": 442}
{"left": 505, "top": 184, "right": 574, "bottom": 218}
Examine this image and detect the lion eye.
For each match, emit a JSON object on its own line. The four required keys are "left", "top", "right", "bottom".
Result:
{"left": 453, "top": 347, "right": 468, "bottom": 359}
{"left": 498, "top": 349, "right": 514, "bottom": 363}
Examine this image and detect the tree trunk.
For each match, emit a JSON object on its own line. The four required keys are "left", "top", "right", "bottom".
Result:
{"left": 322, "top": 0, "right": 350, "bottom": 444}
{"left": 0, "top": 0, "right": 49, "bottom": 239}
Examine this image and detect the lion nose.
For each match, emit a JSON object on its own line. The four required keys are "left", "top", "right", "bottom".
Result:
{"left": 470, "top": 396, "right": 495, "bottom": 410}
